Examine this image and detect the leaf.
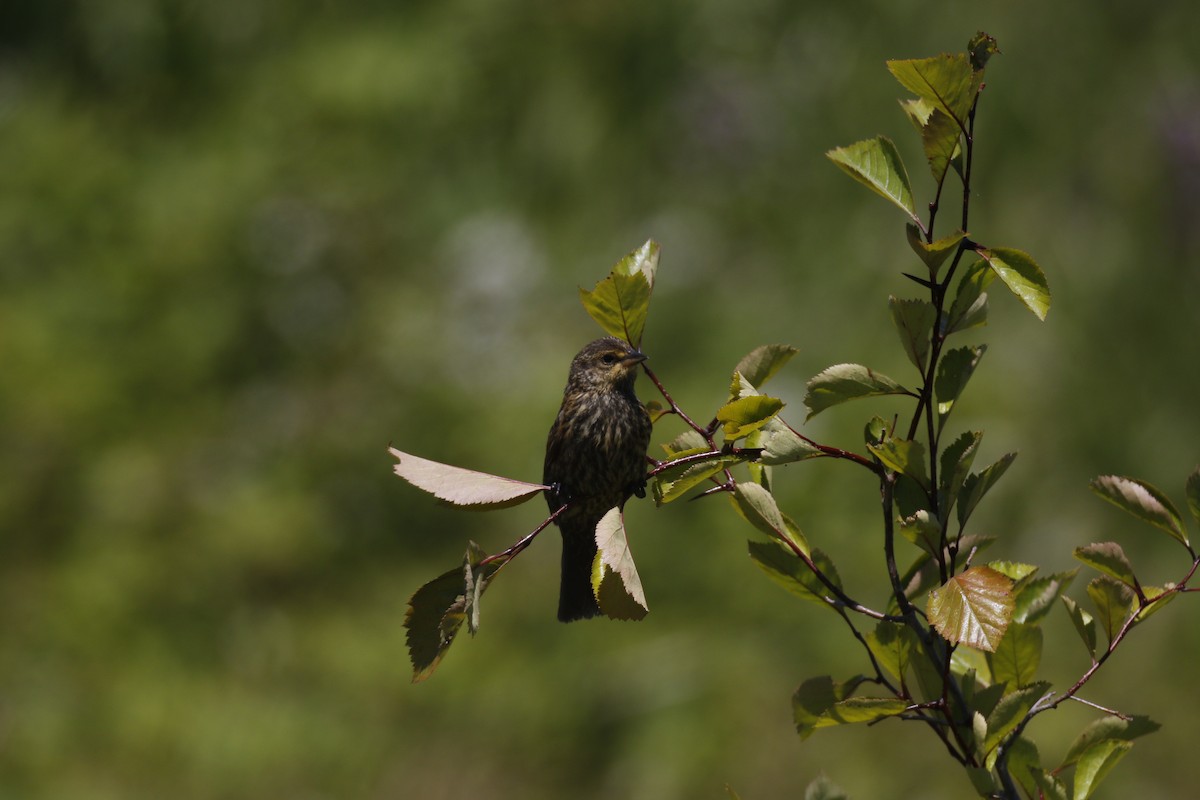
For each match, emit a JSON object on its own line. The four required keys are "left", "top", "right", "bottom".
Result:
{"left": 662, "top": 429, "right": 707, "bottom": 456}
{"left": 1062, "top": 715, "right": 1159, "bottom": 768}
{"left": 805, "top": 363, "right": 910, "bottom": 419}
{"left": 1090, "top": 474, "right": 1190, "bottom": 549}
{"left": 927, "top": 566, "right": 1014, "bottom": 651}
{"left": 578, "top": 239, "right": 658, "bottom": 348}
{"left": 390, "top": 447, "right": 548, "bottom": 510}
{"left": 1187, "top": 465, "right": 1200, "bottom": 525}
{"left": 732, "top": 482, "right": 810, "bottom": 555}
{"left": 1086, "top": 576, "right": 1134, "bottom": 645}
{"left": 652, "top": 453, "right": 742, "bottom": 504}
{"left": 983, "top": 681, "right": 1050, "bottom": 759}
{"left": 1030, "top": 768, "right": 1069, "bottom": 800}
{"left": 592, "top": 507, "right": 648, "bottom": 620}
{"left": 945, "top": 260, "right": 994, "bottom": 335}
{"left": 1136, "top": 584, "right": 1179, "bottom": 622}
{"left": 898, "top": 509, "right": 942, "bottom": 555}
{"left": 887, "top": 53, "right": 981, "bottom": 129}
{"left": 905, "top": 225, "right": 965, "bottom": 277}
{"left": 792, "top": 674, "right": 864, "bottom": 740}
{"left": 792, "top": 674, "right": 907, "bottom": 739}
{"left": 939, "top": 430, "right": 981, "bottom": 523}
{"left": 919, "top": 107, "right": 963, "bottom": 185}
{"left": 977, "top": 247, "right": 1051, "bottom": 321}
{"left": 1012, "top": 570, "right": 1078, "bottom": 624}
{"left": 957, "top": 452, "right": 1018, "bottom": 529}
{"left": 747, "top": 416, "right": 822, "bottom": 465}
{"left": 826, "top": 136, "right": 919, "bottom": 223}
{"left": 717, "top": 394, "right": 785, "bottom": 440}
{"left": 986, "top": 621, "right": 1042, "bottom": 689}
{"left": 968, "top": 31, "right": 1000, "bottom": 71}
{"left": 1073, "top": 542, "right": 1138, "bottom": 588}
{"left": 803, "top": 775, "right": 849, "bottom": 800}
{"left": 1061, "top": 595, "right": 1097, "bottom": 658}
{"left": 889, "top": 296, "right": 937, "bottom": 371}
{"left": 748, "top": 538, "right": 841, "bottom": 609}
{"left": 1073, "top": 739, "right": 1133, "bottom": 800}
{"left": 404, "top": 543, "right": 501, "bottom": 682}
{"left": 935, "top": 345, "right": 986, "bottom": 422}
{"left": 735, "top": 344, "right": 798, "bottom": 389}
{"left": 1005, "top": 736, "right": 1042, "bottom": 800}
{"left": 865, "top": 621, "right": 917, "bottom": 683}
{"left": 868, "top": 437, "right": 930, "bottom": 489}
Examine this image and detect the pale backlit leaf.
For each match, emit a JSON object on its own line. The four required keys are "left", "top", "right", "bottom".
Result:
{"left": 390, "top": 447, "right": 548, "bottom": 509}
{"left": 1073, "top": 739, "right": 1133, "bottom": 800}
{"left": 578, "top": 239, "right": 659, "bottom": 348}
{"left": 592, "top": 507, "right": 648, "bottom": 620}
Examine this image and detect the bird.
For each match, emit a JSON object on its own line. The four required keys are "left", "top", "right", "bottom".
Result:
{"left": 543, "top": 337, "right": 653, "bottom": 622}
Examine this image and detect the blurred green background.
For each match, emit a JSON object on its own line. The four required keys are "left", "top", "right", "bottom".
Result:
{"left": 2, "top": 1, "right": 1198, "bottom": 797}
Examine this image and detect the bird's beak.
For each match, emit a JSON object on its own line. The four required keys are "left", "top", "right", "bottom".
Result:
{"left": 622, "top": 350, "right": 648, "bottom": 367}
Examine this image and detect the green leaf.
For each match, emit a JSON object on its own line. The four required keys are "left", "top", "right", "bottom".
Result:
{"left": 1136, "top": 584, "right": 1179, "bottom": 622}
{"left": 986, "top": 621, "right": 1042, "bottom": 689}
{"left": 731, "top": 482, "right": 810, "bottom": 555}
{"left": 389, "top": 447, "right": 548, "bottom": 510}
{"left": 935, "top": 345, "right": 986, "bottom": 422}
{"left": 747, "top": 416, "right": 822, "bottom": 465}
{"left": 1090, "top": 474, "right": 1190, "bottom": 549}
{"left": 592, "top": 507, "right": 648, "bottom": 620}
{"left": 1074, "top": 739, "right": 1133, "bottom": 800}
{"left": 652, "top": 453, "right": 742, "bottom": 504}
{"left": 578, "top": 239, "right": 658, "bottom": 348}
{"left": 966, "top": 766, "right": 995, "bottom": 797}
{"left": 868, "top": 437, "right": 929, "bottom": 489}
{"left": 826, "top": 136, "right": 919, "bottom": 223}
{"left": 977, "top": 247, "right": 1051, "bottom": 321}
{"left": 1061, "top": 595, "right": 1097, "bottom": 658}
{"left": 889, "top": 296, "right": 937, "bottom": 372}
{"left": 898, "top": 509, "right": 942, "bottom": 555}
{"left": 945, "top": 260, "right": 994, "bottom": 335}
{"left": 792, "top": 674, "right": 865, "bottom": 740}
{"left": 865, "top": 620, "right": 917, "bottom": 683}
{"left": 735, "top": 344, "right": 798, "bottom": 389}
{"left": 968, "top": 31, "right": 1000, "bottom": 71}
{"left": 1030, "top": 769, "right": 1069, "bottom": 800}
{"left": 900, "top": 101, "right": 962, "bottom": 186}
{"left": 988, "top": 560, "right": 1038, "bottom": 583}
{"left": 927, "top": 566, "right": 1014, "bottom": 651}
{"left": 1086, "top": 575, "right": 1134, "bottom": 645}
{"left": 662, "top": 429, "right": 707, "bottom": 457}
{"left": 803, "top": 775, "right": 849, "bottom": 800}
{"left": 887, "top": 52, "right": 981, "bottom": 128}
{"left": 1062, "top": 715, "right": 1159, "bottom": 768}
{"left": 905, "top": 225, "right": 965, "bottom": 277}
{"left": 717, "top": 394, "right": 785, "bottom": 440}
{"left": 1073, "top": 541, "right": 1139, "bottom": 588}
{"left": 404, "top": 542, "right": 501, "bottom": 682}
{"left": 1005, "top": 736, "right": 1041, "bottom": 800}
{"left": 805, "top": 363, "right": 910, "bottom": 419}
{"left": 1186, "top": 465, "right": 1200, "bottom": 525}
{"left": 939, "top": 430, "right": 982, "bottom": 523}
{"left": 748, "top": 538, "right": 841, "bottom": 609}
{"left": 983, "top": 681, "right": 1050, "bottom": 759}
{"left": 1012, "top": 569, "right": 1078, "bottom": 624}
{"left": 957, "top": 452, "right": 1017, "bottom": 529}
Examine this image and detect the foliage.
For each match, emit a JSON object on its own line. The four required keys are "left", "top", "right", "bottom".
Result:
{"left": 396, "top": 33, "right": 1200, "bottom": 799}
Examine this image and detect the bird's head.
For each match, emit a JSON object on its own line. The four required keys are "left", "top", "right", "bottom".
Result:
{"left": 567, "top": 337, "right": 647, "bottom": 393}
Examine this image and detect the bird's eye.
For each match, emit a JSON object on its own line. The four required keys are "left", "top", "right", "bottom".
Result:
{"left": 601, "top": 353, "right": 618, "bottom": 365}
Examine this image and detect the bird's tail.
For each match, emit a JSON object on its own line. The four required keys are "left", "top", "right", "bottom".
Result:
{"left": 559, "top": 519, "right": 602, "bottom": 622}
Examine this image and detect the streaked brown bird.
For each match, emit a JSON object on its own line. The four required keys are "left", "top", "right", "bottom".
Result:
{"left": 543, "top": 337, "right": 653, "bottom": 622}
